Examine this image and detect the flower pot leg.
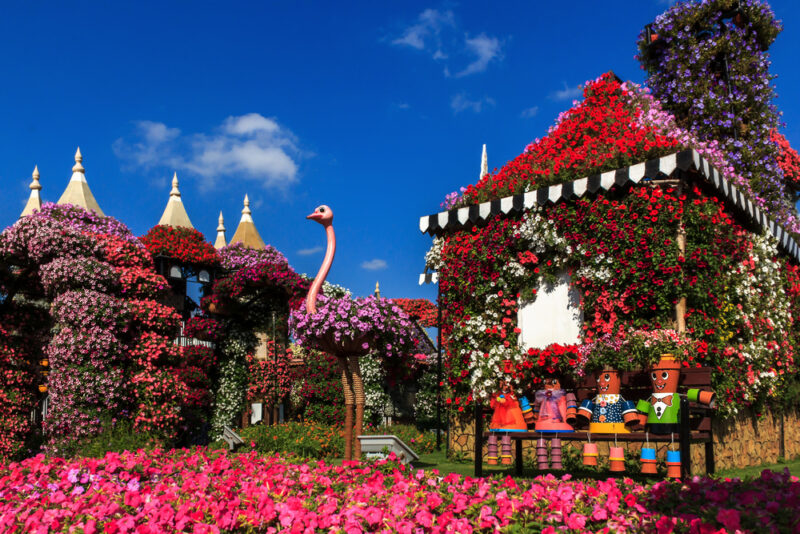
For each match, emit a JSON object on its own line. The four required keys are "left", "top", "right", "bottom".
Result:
{"left": 338, "top": 355, "right": 355, "bottom": 461}
{"left": 349, "top": 354, "right": 365, "bottom": 461}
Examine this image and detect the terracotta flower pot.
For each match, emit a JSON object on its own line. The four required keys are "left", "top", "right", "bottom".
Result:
{"left": 666, "top": 450, "right": 681, "bottom": 478}
{"left": 38, "top": 384, "right": 47, "bottom": 393}
{"left": 609, "top": 446, "right": 625, "bottom": 472}
{"left": 640, "top": 447, "right": 657, "bottom": 475}
{"left": 582, "top": 443, "right": 598, "bottom": 466}
{"left": 207, "top": 302, "right": 229, "bottom": 316}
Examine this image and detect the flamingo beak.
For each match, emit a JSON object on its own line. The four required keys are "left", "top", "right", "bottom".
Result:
{"left": 307, "top": 212, "right": 321, "bottom": 221}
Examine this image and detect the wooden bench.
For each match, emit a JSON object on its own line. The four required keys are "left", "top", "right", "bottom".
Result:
{"left": 474, "top": 367, "right": 715, "bottom": 478}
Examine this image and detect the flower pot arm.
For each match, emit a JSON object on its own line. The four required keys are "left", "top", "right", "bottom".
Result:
{"left": 576, "top": 399, "right": 594, "bottom": 427}
{"left": 565, "top": 392, "right": 578, "bottom": 424}
{"left": 687, "top": 388, "right": 716, "bottom": 408}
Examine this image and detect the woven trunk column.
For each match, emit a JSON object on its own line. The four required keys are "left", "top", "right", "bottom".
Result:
{"left": 349, "top": 354, "right": 365, "bottom": 460}
{"left": 676, "top": 178, "right": 687, "bottom": 333}
{"left": 338, "top": 355, "right": 355, "bottom": 461}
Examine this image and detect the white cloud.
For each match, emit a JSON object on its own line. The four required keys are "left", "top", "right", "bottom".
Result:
{"left": 550, "top": 82, "right": 583, "bottom": 101}
{"left": 113, "top": 113, "right": 300, "bottom": 189}
{"left": 392, "top": 8, "right": 455, "bottom": 50}
{"left": 297, "top": 246, "right": 323, "bottom": 256}
{"left": 361, "top": 258, "right": 388, "bottom": 271}
{"left": 391, "top": 9, "right": 503, "bottom": 78}
{"left": 455, "top": 33, "right": 503, "bottom": 77}
{"left": 451, "top": 93, "right": 495, "bottom": 114}
{"left": 223, "top": 113, "right": 279, "bottom": 135}
{"left": 520, "top": 106, "right": 539, "bottom": 118}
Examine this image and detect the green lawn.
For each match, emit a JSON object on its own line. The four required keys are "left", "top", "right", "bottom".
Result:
{"left": 411, "top": 448, "right": 800, "bottom": 482}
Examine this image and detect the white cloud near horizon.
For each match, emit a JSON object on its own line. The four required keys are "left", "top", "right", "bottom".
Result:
{"left": 451, "top": 93, "right": 495, "bottom": 114}
{"left": 391, "top": 9, "right": 503, "bottom": 77}
{"left": 361, "top": 258, "right": 388, "bottom": 271}
{"left": 550, "top": 82, "right": 583, "bottom": 101}
{"left": 297, "top": 246, "right": 324, "bottom": 256}
{"left": 113, "top": 113, "right": 301, "bottom": 190}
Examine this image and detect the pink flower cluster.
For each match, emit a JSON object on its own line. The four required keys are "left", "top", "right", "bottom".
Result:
{"left": 0, "top": 449, "right": 652, "bottom": 533}
{"left": 3, "top": 448, "right": 796, "bottom": 533}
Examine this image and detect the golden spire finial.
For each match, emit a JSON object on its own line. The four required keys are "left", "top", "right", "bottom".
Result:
{"left": 72, "top": 147, "right": 84, "bottom": 173}
{"left": 374, "top": 281, "right": 381, "bottom": 298}
{"left": 30, "top": 166, "right": 41, "bottom": 191}
{"left": 170, "top": 172, "right": 181, "bottom": 197}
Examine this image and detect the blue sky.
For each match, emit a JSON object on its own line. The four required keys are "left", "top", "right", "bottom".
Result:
{"left": 2, "top": 1, "right": 800, "bottom": 302}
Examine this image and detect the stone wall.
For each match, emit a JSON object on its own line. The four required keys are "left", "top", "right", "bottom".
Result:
{"left": 448, "top": 407, "right": 800, "bottom": 475}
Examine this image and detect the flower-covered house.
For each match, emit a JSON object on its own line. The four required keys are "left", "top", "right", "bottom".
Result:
{"left": 419, "top": 0, "right": 800, "bottom": 470}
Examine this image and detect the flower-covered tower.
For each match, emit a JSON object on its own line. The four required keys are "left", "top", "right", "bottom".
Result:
{"left": 56, "top": 148, "right": 104, "bottom": 216}
{"left": 638, "top": 0, "right": 791, "bottom": 225}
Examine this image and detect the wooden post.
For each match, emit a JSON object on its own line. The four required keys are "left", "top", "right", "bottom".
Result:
{"left": 676, "top": 176, "right": 687, "bottom": 334}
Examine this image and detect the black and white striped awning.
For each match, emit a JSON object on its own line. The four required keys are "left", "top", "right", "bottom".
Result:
{"left": 418, "top": 149, "right": 800, "bottom": 284}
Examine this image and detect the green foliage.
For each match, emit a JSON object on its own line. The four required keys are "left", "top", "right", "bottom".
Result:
{"left": 72, "top": 418, "right": 156, "bottom": 458}
{"left": 213, "top": 421, "right": 344, "bottom": 459}
{"left": 211, "top": 421, "right": 436, "bottom": 459}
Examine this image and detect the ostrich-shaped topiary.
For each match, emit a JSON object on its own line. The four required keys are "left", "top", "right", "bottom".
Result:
{"left": 303, "top": 205, "right": 369, "bottom": 461}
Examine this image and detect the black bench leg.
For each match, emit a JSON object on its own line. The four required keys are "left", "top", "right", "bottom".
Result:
{"left": 705, "top": 439, "right": 715, "bottom": 475}
{"left": 515, "top": 438, "right": 523, "bottom": 476}
{"left": 680, "top": 396, "right": 691, "bottom": 478}
{"left": 474, "top": 402, "right": 483, "bottom": 478}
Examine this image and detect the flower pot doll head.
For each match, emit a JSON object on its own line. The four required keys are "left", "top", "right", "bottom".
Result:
{"left": 576, "top": 369, "right": 638, "bottom": 433}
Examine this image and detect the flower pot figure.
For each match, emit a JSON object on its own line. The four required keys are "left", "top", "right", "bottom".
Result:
{"left": 488, "top": 380, "right": 528, "bottom": 465}
{"left": 640, "top": 447, "right": 658, "bottom": 475}
{"left": 532, "top": 377, "right": 576, "bottom": 470}
{"left": 576, "top": 369, "right": 638, "bottom": 433}
{"left": 609, "top": 446, "right": 625, "bottom": 473}
{"left": 635, "top": 354, "right": 716, "bottom": 434}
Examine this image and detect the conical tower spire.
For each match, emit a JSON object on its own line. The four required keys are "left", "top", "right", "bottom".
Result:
{"left": 480, "top": 144, "right": 488, "bottom": 179}
{"left": 20, "top": 166, "right": 42, "bottom": 217}
{"left": 214, "top": 211, "right": 227, "bottom": 249}
{"left": 157, "top": 172, "right": 194, "bottom": 228}
{"left": 229, "top": 194, "right": 266, "bottom": 249}
{"left": 57, "top": 147, "right": 104, "bottom": 215}
{"left": 374, "top": 281, "right": 381, "bottom": 298}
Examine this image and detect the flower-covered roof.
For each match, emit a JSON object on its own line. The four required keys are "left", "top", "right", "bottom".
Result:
{"left": 420, "top": 72, "right": 800, "bottom": 263}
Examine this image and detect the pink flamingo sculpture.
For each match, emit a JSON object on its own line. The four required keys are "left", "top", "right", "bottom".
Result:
{"left": 305, "top": 205, "right": 367, "bottom": 461}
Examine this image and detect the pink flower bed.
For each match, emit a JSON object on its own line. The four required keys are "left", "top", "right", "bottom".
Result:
{"left": 0, "top": 448, "right": 797, "bottom": 533}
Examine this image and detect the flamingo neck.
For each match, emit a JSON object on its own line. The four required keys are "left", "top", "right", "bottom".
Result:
{"left": 306, "top": 224, "right": 336, "bottom": 314}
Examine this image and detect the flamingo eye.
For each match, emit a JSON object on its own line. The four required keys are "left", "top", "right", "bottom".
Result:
{"left": 661, "top": 371, "right": 669, "bottom": 380}
{"left": 319, "top": 207, "right": 325, "bottom": 213}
